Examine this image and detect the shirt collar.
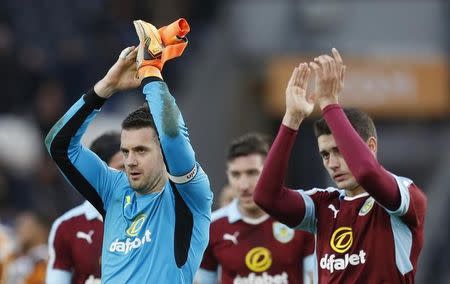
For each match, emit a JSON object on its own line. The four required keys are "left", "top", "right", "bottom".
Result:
{"left": 343, "top": 192, "right": 370, "bottom": 201}
{"left": 227, "top": 199, "right": 242, "bottom": 223}
{"left": 83, "top": 201, "right": 103, "bottom": 221}
{"left": 227, "top": 199, "right": 270, "bottom": 225}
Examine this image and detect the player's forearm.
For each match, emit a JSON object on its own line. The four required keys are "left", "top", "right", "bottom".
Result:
{"left": 322, "top": 104, "right": 400, "bottom": 210}
{"left": 282, "top": 112, "right": 305, "bottom": 130}
{"left": 94, "top": 78, "right": 117, "bottom": 99}
{"left": 141, "top": 77, "right": 196, "bottom": 177}
{"left": 253, "top": 124, "right": 306, "bottom": 227}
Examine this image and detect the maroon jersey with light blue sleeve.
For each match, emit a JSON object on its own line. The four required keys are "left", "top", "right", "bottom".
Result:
{"left": 296, "top": 175, "right": 426, "bottom": 283}
{"left": 254, "top": 112, "right": 427, "bottom": 283}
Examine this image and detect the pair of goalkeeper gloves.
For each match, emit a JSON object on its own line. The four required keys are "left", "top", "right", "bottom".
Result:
{"left": 133, "top": 18, "right": 190, "bottom": 78}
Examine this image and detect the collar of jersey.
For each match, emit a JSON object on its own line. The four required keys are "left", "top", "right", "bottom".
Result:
{"left": 83, "top": 201, "right": 103, "bottom": 221}
{"left": 227, "top": 199, "right": 270, "bottom": 225}
{"left": 343, "top": 192, "right": 370, "bottom": 201}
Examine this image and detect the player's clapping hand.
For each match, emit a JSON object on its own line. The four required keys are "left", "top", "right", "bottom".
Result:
{"left": 285, "top": 62, "right": 314, "bottom": 117}
{"left": 94, "top": 46, "right": 142, "bottom": 98}
{"left": 309, "top": 48, "right": 346, "bottom": 110}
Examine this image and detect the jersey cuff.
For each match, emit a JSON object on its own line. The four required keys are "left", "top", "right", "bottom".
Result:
{"left": 83, "top": 90, "right": 107, "bottom": 109}
{"left": 141, "top": 77, "right": 164, "bottom": 88}
{"left": 385, "top": 174, "right": 412, "bottom": 216}
{"left": 168, "top": 164, "right": 198, "bottom": 184}
{"left": 294, "top": 190, "right": 317, "bottom": 233}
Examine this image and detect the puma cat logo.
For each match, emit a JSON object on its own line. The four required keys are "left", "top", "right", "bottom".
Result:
{"left": 76, "top": 230, "right": 94, "bottom": 244}
{"left": 223, "top": 231, "right": 239, "bottom": 245}
{"left": 328, "top": 204, "right": 339, "bottom": 219}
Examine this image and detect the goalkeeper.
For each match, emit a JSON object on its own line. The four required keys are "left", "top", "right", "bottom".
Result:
{"left": 45, "top": 18, "right": 212, "bottom": 283}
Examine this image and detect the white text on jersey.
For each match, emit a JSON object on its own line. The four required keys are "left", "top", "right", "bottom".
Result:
{"left": 320, "top": 250, "right": 367, "bottom": 273}
{"left": 233, "top": 272, "right": 288, "bottom": 284}
{"left": 109, "top": 229, "right": 152, "bottom": 254}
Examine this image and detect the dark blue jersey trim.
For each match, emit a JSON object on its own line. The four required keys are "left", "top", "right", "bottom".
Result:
{"left": 171, "top": 181, "right": 194, "bottom": 268}
{"left": 48, "top": 93, "right": 107, "bottom": 217}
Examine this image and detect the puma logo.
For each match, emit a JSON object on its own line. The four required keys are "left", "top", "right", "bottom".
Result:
{"left": 124, "top": 195, "right": 132, "bottom": 209}
{"left": 223, "top": 231, "right": 239, "bottom": 245}
{"left": 76, "top": 230, "right": 94, "bottom": 244}
{"left": 328, "top": 204, "right": 339, "bottom": 219}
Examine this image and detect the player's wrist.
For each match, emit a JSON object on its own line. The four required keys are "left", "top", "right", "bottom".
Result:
{"left": 282, "top": 112, "right": 304, "bottom": 130}
{"left": 94, "top": 78, "right": 116, "bottom": 99}
{"left": 138, "top": 66, "right": 162, "bottom": 79}
{"left": 318, "top": 97, "right": 338, "bottom": 110}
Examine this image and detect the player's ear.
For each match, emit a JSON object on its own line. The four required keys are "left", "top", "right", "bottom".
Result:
{"left": 366, "top": 137, "right": 377, "bottom": 157}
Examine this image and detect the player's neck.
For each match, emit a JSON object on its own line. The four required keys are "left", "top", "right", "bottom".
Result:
{"left": 139, "top": 173, "right": 168, "bottom": 195}
{"left": 238, "top": 205, "right": 267, "bottom": 219}
{"left": 345, "top": 184, "right": 366, "bottom": 197}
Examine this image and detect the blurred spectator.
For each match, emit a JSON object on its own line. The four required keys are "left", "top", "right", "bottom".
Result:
{"left": 0, "top": 163, "right": 34, "bottom": 220}
{"left": 1, "top": 211, "right": 50, "bottom": 284}
{"left": 0, "top": 116, "right": 42, "bottom": 173}
{"left": 0, "top": 224, "right": 15, "bottom": 281}
{"left": 30, "top": 156, "right": 83, "bottom": 219}
{"left": 33, "top": 79, "right": 66, "bottom": 137}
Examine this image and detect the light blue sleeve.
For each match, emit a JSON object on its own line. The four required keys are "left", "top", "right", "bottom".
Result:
{"left": 195, "top": 268, "right": 218, "bottom": 284}
{"left": 303, "top": 253, "right": 317, "bottom": 284}
{"left": 45, "top": 95, "right": 122, "bottom": 210}
{"left": 45, "top": 269, "right": 71, "bottom": 284}
{"left": 142, "top": 80, "right": 212, "bottom": 214}
{"left": 293, "top": 190, "right": 318, "bottom": 234}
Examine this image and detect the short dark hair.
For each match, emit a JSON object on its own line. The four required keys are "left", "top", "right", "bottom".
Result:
{"left": 90, "top": 132, "right": 121, "bottom": 164}
{"left": 227, "top": 133, "right": 271, "bottom": 161}
{"left": 313, "top": 107, "right": 377, "bottom": 141}
{"left": 121, "top": 103, "right": 156, "bottom": 131}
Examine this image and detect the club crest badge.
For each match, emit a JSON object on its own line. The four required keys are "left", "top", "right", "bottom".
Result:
{"left": 359, "top": 197, "right": 375, "bottom": 216}
{"left": 272, "top": 222, "right": 295, "bottom": 243}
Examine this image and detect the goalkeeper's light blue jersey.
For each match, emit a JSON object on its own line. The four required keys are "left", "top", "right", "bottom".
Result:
{"left": 45, "top": 78, "right": 213, "bottom": 283}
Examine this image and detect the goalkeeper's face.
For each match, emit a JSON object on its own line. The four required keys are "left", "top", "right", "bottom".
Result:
{"left": 121, "top": 127, "right": 166, "bottom": 193}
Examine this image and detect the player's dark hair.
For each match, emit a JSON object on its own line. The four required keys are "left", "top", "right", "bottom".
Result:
{"left": 90, "top": 132, "right": 121, "bottom": 164}
{"left": 314, "top": 107, "right": 377, "bottom": 141}
{"left": 227, "top": 133, "right": 271, "bottom": 161}
{"left": 121, "top": 103, "right": 156, "bottom": 131}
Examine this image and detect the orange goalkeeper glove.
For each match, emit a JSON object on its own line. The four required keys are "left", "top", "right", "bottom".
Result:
{"left": 133, "top": 18, "right": 190, "bottom": 78}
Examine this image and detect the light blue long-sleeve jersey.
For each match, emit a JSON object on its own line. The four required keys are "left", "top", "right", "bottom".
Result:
{"left": 45, "top": 78, "right": 213, "bottom": 283}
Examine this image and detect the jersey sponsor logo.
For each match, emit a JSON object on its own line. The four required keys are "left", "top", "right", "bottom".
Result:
{"left": 223, "top": 231, "right": 239, "bottom": 245}
{"left": 358, "top": 197, "right": 375, "bottom": 216}
{"left": 320, "top": 250, "right": 367, "bottom": 273}
{"left": 330, "top": 227, "right": 352, "bottom": 253}
{"left": 321, "top": 226, "right": 367, "bottom": 273}
{"left": 76, "top": 230, "right": 94, "bottom": 244}
{"left": 245, "top": 247, "right": 272, "bottom": 272}
{"left": 233, "top": 272, "right": 288, "bottom": 284}
{"left": 272, "top": 222, "right": 294, "bottom": 243}
{"left": 126, "top": 214, "right": 146, "bottom": 237}
{"left": 109, "top": 229, "right": 152, "bottom": 254}
{"left": 328, "top": 204, "right": 339, "bottom": 218}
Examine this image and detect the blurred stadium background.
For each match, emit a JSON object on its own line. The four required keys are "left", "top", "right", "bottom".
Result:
{"left": 0, "top": 0, "right": 447, "bottom": 283}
